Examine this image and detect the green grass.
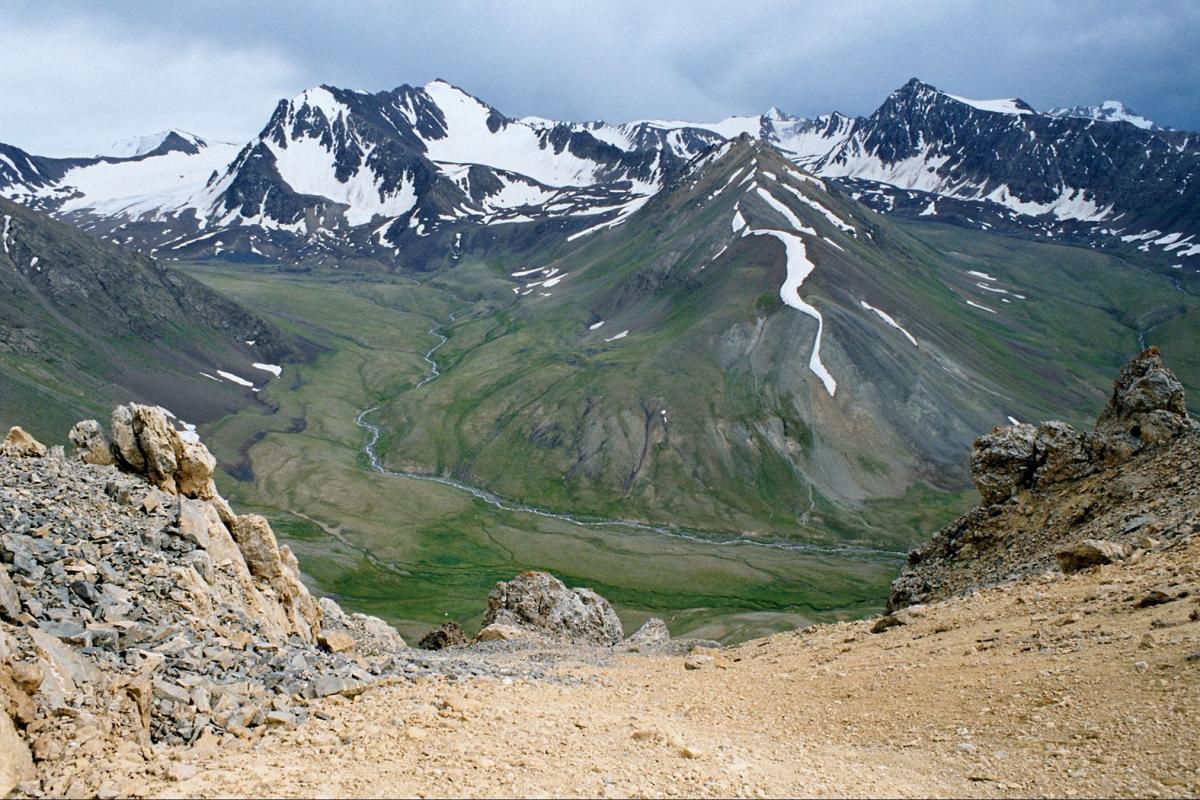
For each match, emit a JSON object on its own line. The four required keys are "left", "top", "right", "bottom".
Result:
{"left": 179, "top": 262, "right": 900, "bottom": 644}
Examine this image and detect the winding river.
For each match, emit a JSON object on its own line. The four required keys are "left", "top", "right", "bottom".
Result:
{"left": 354, "top": 315, "right": 904, "bottom": 560}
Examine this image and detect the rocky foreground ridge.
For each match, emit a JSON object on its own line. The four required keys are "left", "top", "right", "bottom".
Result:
{"left": 890, "top": 347, "right": 1199, "bottom": 610}
{"left": 0, "top": 405, "right": 676, "bottom": 797}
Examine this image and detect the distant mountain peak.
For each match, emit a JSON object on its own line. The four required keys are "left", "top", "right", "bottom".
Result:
{"left": 1047, "top": 100, "right": 1160, "bottom": 130}
{"left": 103, "top": 129, "right": 208, "bottom": 159}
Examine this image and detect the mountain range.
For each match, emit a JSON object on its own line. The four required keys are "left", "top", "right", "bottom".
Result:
{"left": 2, "top": 78, "right": 1197, "bottom": 279}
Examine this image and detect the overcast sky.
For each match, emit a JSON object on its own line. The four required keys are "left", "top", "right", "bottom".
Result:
{"left": 5, "top": 0, "right": 1199, "bottom": 156}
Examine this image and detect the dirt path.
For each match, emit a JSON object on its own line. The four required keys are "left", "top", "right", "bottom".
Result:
{"left": 139, "top": 536, "right": 1200, "bottom": 798}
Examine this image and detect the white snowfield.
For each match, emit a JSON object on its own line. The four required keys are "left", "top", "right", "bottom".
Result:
{"left": 749, "top": 229, "right": 837, "bottom": 397}
{"left": 754, "top": 187, "right": 816, "bottom": 235}
{"left": 252, "top": 363, "right": 283, "bottom": 377}
{"left": 215, "top": 370, "right": 255, "bottom": 387}
{"left": 966, "top": 299, "right": 998, "bottom": 314}
{"left": 945, "top": 94, "right": 1032, "bottom": 116}
{"left": 588, "top": 320, "right": 605, "bottom": 330}
{"left": 603, "top": 330, "right": 629, "bottom": 342}
{"left": 860, "top": 301, "right": 918, "bottom": 346}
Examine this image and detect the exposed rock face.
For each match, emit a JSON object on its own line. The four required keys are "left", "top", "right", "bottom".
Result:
{"left": 1, "top": 427, "right": 46, "bottom": 459}
{"left": 482, "top": 572, "right": 624, "bottom": 646}
{"left": 1093, "top": 346, "right": 1194, "bottom": 464}
{"left": 108, "top": 404, "right": 220, "bottom": 498}
{"left": 67, "top": 420, "right": 115, "bottom": 466}
{"left": 969, "top": 349, "right": 1193, "bottom": 507}
{"left": 0, "top": 405, "right": 419, "bottom": 796}
{"left": 418, "top": 622, "right": 468, "bottom": 651}
{"left": 891, "top": 349, "right": 1198, "bottom": 610}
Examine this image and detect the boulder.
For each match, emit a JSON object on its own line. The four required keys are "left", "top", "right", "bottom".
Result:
{"left": 622, "top": 617, "right": 671, "bottom": 651}
{"left": 109, "top": 405, "right": 145, "bottom": 472}
{"left": 68, "top": 419, "right": 115, "bottom": 466}
{"left": 317, "top": 630, "right": 356, "bottom": 653}
{"left": 970, "top": 423, "right": 1038, "bottom": 504}
{"left": 481, "top": 571, "right": 624, "bottom": 646}
{"left": 232, "top": 514, "right": 284, "bottom": 581}
{"left": 1055, "top": 539, "right": 1129, "bottom": 574}
{"left": 0, "top": 703, "right": 35, "bottom": 797}
{"left": 971, "top": 420, "right": 1096, "bottom": 504}
{"left": 1093, "top": 347, "right": 1195, "bottom": 464}
{"left": 1, "top": 427, "right": 46, "bottom": 458}
{"left": 476, "top": 623, "right": 530, "bottom": 642}
{"left": 418, "top": 622, "right": 468, "bottom": 650}
{"left": 130, "top": 405, "right": 182, "bottom": 493}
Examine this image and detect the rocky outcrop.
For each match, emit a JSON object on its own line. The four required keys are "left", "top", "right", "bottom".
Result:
{"left": 891, "top": 349, "right": 1199, "bottom": 610}
{"left": 1, "top": 427, "right": 46, "bottom": 459}
{"left": 1092, "top": 346, "right": 1194, "bottom": 464}
{"left": 0, "top": 407, "right": 416, "bottom": 796}
{"left": 481, "top": 572, "right": 624, "bottom": 646}
{"left": 968, "top": 349, "right": 1193, "bottom": 506}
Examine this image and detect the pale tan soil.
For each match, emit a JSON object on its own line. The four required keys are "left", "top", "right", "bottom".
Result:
{"left": 134, "top": 535, "right": 1200, "bottom": 799}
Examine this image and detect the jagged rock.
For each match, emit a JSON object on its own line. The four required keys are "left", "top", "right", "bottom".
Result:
{"left": 176, "top": 440, "right": 217, "bottom": 500}
{"left": 178, "top": 498, "right": 242, "bottom": 568}
{"left": 1, "top": 427, "right": 46, "bottom": 458}
{"left": 481, "top": 571, "right": 624, "bottom": 646}
{"left": 1056, "top": 540, "right": 1129, "bottom": 573}
{"left": 970, "top": 423, "right": 1037, "bottom": 504}
{"left": 130, "top": 405, "right": 182, "bottom": 493}
{"left": 232, "top": 514, "right": 284, "bottom": 581}
{"left": 1033, "top": 421, "right": 1094, "bottom": 486}
{"left": 623, "top": 618, "right": 671, "bottom": 651}
{"left": 68, "top": 420, "right": 115, "bottom": 466}
{"left": 110, "top": 405, "right": 145, "bottom": 472}
{"left": 1093, "top": 347, "right": 1195, "bottom": 464}
{"left": 418, "top": 622, "right": 468, "bottom": 650}
{"left": 0, "top": 702, "right": 35, "bottom": 796}
{"left": 971, "top": 421, "right": 1094, "bottom": 505}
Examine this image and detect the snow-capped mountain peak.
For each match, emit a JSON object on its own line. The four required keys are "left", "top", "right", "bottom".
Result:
{"left": 103, "top": 130, "right": 209, "bottom": 159}
{"left": 1047, "top": 100, "right": 1160, "bottom": 130}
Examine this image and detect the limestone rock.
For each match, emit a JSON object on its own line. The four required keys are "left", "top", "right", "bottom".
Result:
{"left": 176, "top": 440, "right": 217, "bottom": 500}
{"left": 131, "top": 405, "right": 181, "bottom": 493}
{"left": 0, "top": 704, "right": 35, "bottom": 797}
{"left": 68, "top": 419, "right": 115, "bottom": 466}
{"left": 110, "top": 405, "right": 145, "bottom": 472}
{"left": 418, "top": 622, "right": 468, "bottom": 650}
{"left": 318, "top": 630, "right": 356, "bottom": 653}
{"left": 232, "top": 514, "right": 284, "bottom": 580}
{"left": 481, "top": 571, "right": 624, "bottom": 646}
{"left": 1, "top": 427, "right": 46, "bottom": 458}
{"left": 1056, "top": 540, "right": 1129, "bottom": 573}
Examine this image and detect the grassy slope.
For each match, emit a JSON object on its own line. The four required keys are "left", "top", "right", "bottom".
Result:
{"left": 185, "top": 263, "right": 897, "bottom": 644}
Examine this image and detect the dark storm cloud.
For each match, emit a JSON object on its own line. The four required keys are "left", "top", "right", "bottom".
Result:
{"left": 4, "top": 0, "right": 1199, "bottom": 155}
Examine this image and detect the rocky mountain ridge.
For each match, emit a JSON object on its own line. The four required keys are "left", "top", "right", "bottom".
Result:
{"left": 2, "top": 79, "right": 1196, "bottom": 273}
{"left": 890, "top": 347, "right": 1199, "bottom": 610}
